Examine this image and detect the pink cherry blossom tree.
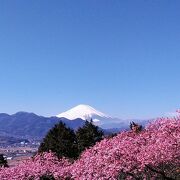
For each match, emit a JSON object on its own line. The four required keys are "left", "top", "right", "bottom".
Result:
{"left": 70, "top": 117, "right": 179, "bottom": 179}
{"left": 0, "top": 114, "right": 179, "bottom": 179}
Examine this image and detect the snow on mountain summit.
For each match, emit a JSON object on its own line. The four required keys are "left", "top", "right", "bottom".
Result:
{"left": 56, "top": 104, "right": 151, "bottom": 130}
{"left": 56, "top": 104, "right": 110, "bottom": 120}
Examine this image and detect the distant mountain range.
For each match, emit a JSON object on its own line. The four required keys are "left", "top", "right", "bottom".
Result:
{"left": 57, "top": 104, "right": 152, "bottom": 129}
{"left": 0, "top": 112, "right": 84, "bottom": 139}
{"left": 0, "top": 104, "right": 152, "bottom": 139}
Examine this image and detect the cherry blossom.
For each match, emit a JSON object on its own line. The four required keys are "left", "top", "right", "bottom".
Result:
{"left": 0, "top": 115, "right": 179, "bottom": 179}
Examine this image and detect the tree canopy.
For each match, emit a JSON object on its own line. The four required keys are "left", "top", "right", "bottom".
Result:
{"left": 38, "top": 121, "right": 78, "bottom": 159}
{"left": 0, "top": 154, "right": 8, "bottom": 168}
{"left": 0, "top": 118, "right": 179, "bottom": 179}
{"left": 76, "top": 120, "right": 104, "bottom": 154}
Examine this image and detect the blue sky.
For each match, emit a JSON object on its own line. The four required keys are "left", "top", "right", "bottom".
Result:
{"left": 0, "top": 0, "right": 180, "bottom": 119}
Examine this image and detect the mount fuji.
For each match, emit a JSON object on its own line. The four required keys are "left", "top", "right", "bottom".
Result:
{"left": 0, "top": 105, "right": 153, "bottom": 139}
{"left": 57, "top": 104, "right": 111, "bottom": 121}
{"left": 56, "top": 104, "right": 141, "bottom": 129}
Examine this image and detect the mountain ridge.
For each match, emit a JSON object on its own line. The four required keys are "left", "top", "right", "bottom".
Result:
{"left": 0, "top": 105, "right": 153, "bottom": 139}
{"left": 0, "top": 112, "right": 85, "bottom": 139}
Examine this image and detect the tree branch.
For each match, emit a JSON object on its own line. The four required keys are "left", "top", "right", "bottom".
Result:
{"left": 145, "top": 165, "right": 175, "bottom": 180}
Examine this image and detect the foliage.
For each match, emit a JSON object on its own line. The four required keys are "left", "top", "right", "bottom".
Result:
{"left": 76, "top": 120, "right": 104, "bottom": 154}
{"left": 0, "top": 154, "right": 8, "bottom": 168}
{"left": 0, "top": 152, "right": 72, "bottom": 179}
{"left": 130, "top": 121, "right": 143, "bottom": 133}
{"left": 107, "top": 132, "right": 118, "bottom": 139}
{"left": 0, "top": 116, "right": 179, "bottom": 179}
{"left": 39, "top": 174, "right": 55, "bottom": 180}
{"left": 38, "top": 122, "right": 78, "bottom": 159}
{"left": 71, "top": 117, "right": 180, "bottom": 179}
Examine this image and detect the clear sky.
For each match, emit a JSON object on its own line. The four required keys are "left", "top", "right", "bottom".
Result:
{"left": 0, "top": 0, "right": 180, "bottom": 119}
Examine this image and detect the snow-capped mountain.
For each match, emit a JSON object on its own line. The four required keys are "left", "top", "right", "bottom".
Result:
{"left": 56, "top": 104, "right": 127, "bottom": 128}
{"left": 57, "top": 104, "right": 110, "bottom": 121}
{"left": 56, "top": 104, "right": 152, "bottom": 130}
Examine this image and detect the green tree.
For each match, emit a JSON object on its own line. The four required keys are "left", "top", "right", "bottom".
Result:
{"left": 130, "top": 121, "right": 143, "bottom": 133}
{"left": 38, "top": 122, "right": 78, "bottom": 159}
{"left": 76, "top": 120, "right": 104, "bottom": 154}
{"left": 0, "top": 154, "right": 8, "bottom": 167}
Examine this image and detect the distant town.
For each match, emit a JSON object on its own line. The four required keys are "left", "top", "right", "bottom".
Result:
{"left": 0, "top": 140, "right": 40, "bottom": 167}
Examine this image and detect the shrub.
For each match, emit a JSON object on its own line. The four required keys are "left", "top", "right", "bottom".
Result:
{"left": 0, "top": 154, "right": 8, "bottom": 168}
